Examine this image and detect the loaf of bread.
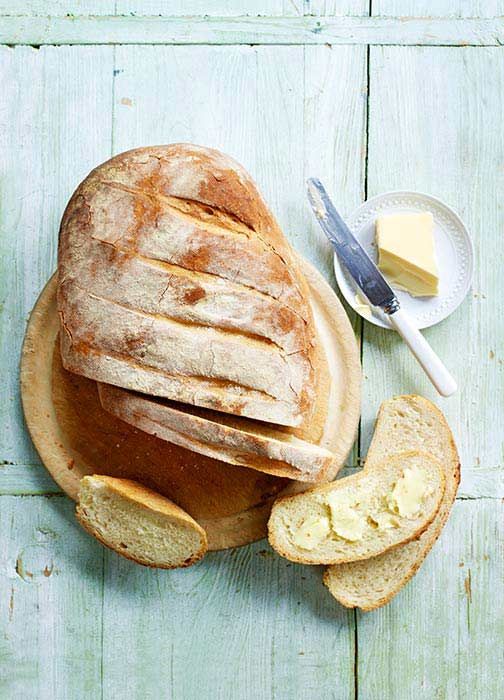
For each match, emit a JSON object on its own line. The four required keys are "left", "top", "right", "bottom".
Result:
{"left": 76, "top": 475, "right": 207, "bottom": 568}
{"left": 323, "top": 395, "right": 460, "bottom": 610}
{"left": 268, "top": 451, "right": 445, "bottom": 565}
{"left": 57, "top": 144, "right": 324, "bottom": 429}
{"left": 98, "top": 383, "right": 336, "bottom": 482}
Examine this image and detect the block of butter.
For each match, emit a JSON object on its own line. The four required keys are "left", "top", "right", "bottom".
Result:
{"left": 376, "top": 212, "right": 439, "bottom": 297}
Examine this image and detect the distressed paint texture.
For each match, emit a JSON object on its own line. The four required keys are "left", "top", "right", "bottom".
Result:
{"left": 361, "top": 46, "right": 504, "bottom": 471}
{"left": 0, "top": 46, "right": 113, "bottom": 466}
{"left": 1, "top": 16, "right": 503, "bottom": 46}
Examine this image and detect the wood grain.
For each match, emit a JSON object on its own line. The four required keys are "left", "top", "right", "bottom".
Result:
{"left": 357, "top": 500, "right": 504, "bottom": 699}
{"left": 100, "top": 539, "right": 354, "bottom": 699}
{"left": 0, "top": 495, "right": 103, "bottom": 698}
{"left": 0, "top": 45, "right": 113, "bottom": 465}
{"left": 373, "top": 0, "right": 504, "bottom": 17}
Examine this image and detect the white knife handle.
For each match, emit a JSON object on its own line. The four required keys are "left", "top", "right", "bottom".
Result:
{"left": 388, "top": 307, "right": 457, "bottom": 397}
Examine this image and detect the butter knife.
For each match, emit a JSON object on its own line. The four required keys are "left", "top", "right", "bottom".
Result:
{"left": 306, "top": 178, "right": 457, "bottom": 397}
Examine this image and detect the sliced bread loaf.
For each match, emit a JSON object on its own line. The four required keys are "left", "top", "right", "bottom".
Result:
{"left": 268, "top": 451, "right": 445, "bottom": 565}
{"left": 98, "top": 383, "right": 336, "bottom": 482}
{"left": 76, "top": 475, "right": 207, "bottom": 568}
{"left": 323, "top": 395, "right": 460, "bottom": 610}
{"left": 58, "top": 144, "right": 324, "bottom": 429}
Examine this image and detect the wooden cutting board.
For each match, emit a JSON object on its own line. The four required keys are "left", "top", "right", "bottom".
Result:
{"left": 20, "top": 258, "right": 360, "bottom": 551}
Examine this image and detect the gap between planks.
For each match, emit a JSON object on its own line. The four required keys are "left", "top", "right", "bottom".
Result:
{"left": 0, "top": 15, "right": 503, "bottom": 46}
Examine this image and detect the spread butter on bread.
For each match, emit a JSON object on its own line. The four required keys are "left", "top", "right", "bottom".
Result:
{"left": 268, "top": 451, "right": 445, "bottom": 565}
{"left": 323, "top": 395, "right": 460, "bottom": 610}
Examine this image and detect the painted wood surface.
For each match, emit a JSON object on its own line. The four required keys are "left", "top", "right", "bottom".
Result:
{"left": 358, "top": 44, "right": 504, "bottom": 699}
{"left": 0, "top": 1, "right": 368, "bottom": 16}
{"left": 374, "top": 0, "right": 504, "bottom": 17}
{"left": 1, "top": 15, "right": 504, "bottom": 46}
{"left": 362, "top": 46, "right": 504, "bottom": 473}
{"left": 1, "top": 2, "right": 503, "bottom": 698}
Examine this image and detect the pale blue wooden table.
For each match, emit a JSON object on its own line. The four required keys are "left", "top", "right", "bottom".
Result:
{"left": 1, "top": 2, "right": 503, "bottom": 698}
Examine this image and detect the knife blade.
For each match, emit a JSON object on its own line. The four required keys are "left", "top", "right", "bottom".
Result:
{"left": 306, "top": 177, "right": 397, "bottom": 312}
{"left": 306, "top": 177, "right": 457, "bottom": 397}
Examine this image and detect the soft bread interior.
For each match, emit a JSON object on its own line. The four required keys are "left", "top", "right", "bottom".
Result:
{"left": 76, "top": 476, "right": 207, "bottom": 568}
{"left": 268, "top": 451, "right": 445, "bottom": 565}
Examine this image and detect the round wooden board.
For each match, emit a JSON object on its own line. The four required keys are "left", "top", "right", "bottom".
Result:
{"left": 20, "top": 258, "right": 360, "bottom": 551}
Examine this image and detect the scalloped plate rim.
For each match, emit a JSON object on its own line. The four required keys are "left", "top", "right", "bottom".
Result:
{"left": 333, "top": 190, "right": 474, "bottom": 330}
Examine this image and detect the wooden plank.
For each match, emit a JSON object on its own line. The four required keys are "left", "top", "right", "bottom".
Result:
{"left": 303, "top": 45, "right": 367, "bottom": 277}
{"left": 0, "top": 464, "right": 62, "bottom": 494}
{"left": 104, "top": 44, "right": 367, "bottom": 696}
{"left": 115, "top": 1, "right": 291, "bottom": 16}
{"left": 458, "top": 465, "right": 504, "bottom": 499}
{"left": 309, "top": 0, "right": 369, "bottom": 15}
{"left": 361, "top": 46, "right": 504, "bottom": 472}
{"left": 0, "top": 0, "right": 368, "bottom": 18}
{"left": 102, "top": 538, "right": 354, "bottom": 700}
{"left": 4, "top": 0, "right": 502, "bottom": 18}
{"left": 357, "top": 500, "right": 504, "bottom": 699}
{"left": 357, "top": 45, "right": 504, "bottom": 698}
{"left": 0, "top": 46, "right": 113, "bottom": 466}
{"left": 0, "top": 0, "right": 114, "bottom": 14}
{"left": 0, "top": 15, "right": 503, "bottom": 46}
{"left": 373, "top": 0, "right": 504, "bottom": 18}
{"left": 303, "top": 43, "right": 367, "bottom": 466}
{"left": 0, "top": 495, "right": 102, "bottom": 698}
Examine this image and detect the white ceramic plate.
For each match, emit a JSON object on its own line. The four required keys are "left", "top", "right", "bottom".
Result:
{"left": 333, "top": 191, "right": 474, "bottom": 330}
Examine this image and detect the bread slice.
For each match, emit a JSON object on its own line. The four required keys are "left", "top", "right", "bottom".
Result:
{"left": 76, "top": 475, "right": 207, "bottom": 568}
{"left": 57, "top": 144, "right": 325, "bottom": 428}
{"left": 98, "top": 383, "right": 336, "bottom": 483}
{"left": 268, "top": 451, "right": 445, "bottom": 565}
{"left": 324, "top": 395, "right": 460, "bottom": 610}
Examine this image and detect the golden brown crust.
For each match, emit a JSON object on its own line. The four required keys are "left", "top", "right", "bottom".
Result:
{"left": 97, "top": 383, "right": 335, "bottom": 483}
{"left": 58, "top": 144, "right": 322, "bottom": 428}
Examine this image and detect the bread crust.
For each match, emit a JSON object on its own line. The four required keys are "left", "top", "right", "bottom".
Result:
{"left": 267, "top": 450, "right": 446, "bottom": 565}
{"left": 323, "top": 395, "right": 460, "bottom": 610}
{"left": 98, "top": 383, "right": 335, "bottom": 483}
{"left": 75, "top": 475, "right": 208, "bottom": 568}
{"left": 58, "top": 144, "right": 323, "bottom": 428}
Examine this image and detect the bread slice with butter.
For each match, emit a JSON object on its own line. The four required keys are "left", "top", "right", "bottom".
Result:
{"left": 268, "top": 451, "right": 445, "bottom": 565}
{"left": 76, "top": 475, "right": 207, "bottom": 568}
{"left": 324, "top": 395, "right": 460, "bottom": 610}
